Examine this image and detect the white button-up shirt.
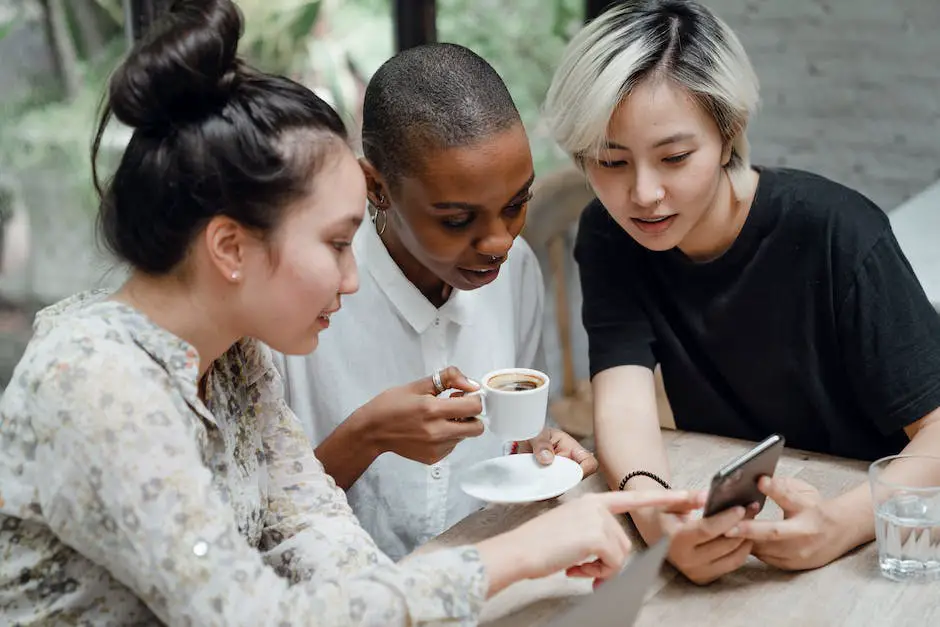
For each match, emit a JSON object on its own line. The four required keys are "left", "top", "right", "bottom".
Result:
{"left": 276, "top": 223, "right": 544, "bottom": 560}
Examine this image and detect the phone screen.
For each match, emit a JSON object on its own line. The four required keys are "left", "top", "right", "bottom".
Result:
{"left": 703, "top": 434, "right": 785, "bottom": 518}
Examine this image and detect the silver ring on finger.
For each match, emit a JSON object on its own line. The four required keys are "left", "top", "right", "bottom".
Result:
{"left": 432, "top": 369, "right": 445, "bottom": 395}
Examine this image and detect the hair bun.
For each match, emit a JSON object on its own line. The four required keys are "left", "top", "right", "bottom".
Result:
{"left": 109, "top": 0, "right": 243, "bottom": 130}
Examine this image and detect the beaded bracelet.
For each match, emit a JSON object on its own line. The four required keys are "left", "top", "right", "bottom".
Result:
{"left": 618, "top": 470, "right": 671, "bottom": 491}
{"left": 509, "top": 441, "right": 520, "bottom": 455}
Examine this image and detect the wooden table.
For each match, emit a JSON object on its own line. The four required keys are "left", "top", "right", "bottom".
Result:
{"left": 421, "top": 430, "right": 940, "bottom": 627}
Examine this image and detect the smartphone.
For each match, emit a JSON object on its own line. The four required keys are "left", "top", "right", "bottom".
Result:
{"left": 703, "top": 434, "right": 785, "bottom": 518}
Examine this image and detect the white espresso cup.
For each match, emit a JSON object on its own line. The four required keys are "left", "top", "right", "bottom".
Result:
{"left": 467, "top": 368, "right": 550, "bottom": 441}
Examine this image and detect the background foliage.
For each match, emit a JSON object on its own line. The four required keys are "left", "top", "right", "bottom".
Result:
{"left": 0, "top": 0, "right": 580, "bottom": 306}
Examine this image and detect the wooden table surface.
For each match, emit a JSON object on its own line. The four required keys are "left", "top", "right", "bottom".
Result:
{"left": 420, "top": 430, "right": 940, "bottom": 627}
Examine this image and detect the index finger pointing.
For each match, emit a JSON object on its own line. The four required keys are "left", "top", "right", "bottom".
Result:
{"left": 598, "top": 489, "right": 705, "bottom": 515}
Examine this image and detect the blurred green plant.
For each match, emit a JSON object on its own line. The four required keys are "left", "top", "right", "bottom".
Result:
{"left": 0, "top": 0, "right": 333, "bottom": 220}
{"left": 0, "top": 13, "right": 20, "bottom": 42}
{"left": 322, "top": 0, "right": 582, "bottom": 172}
{"left": 89, "top": 0, "right": 326, "bottom": 75}
{"left": 241, "top": 0, "right": 323, "bottom": 74}
{"left": 2, "top": 0, "right": 584, "bottom": 226}
{"left": 438, "top": 0, "right": 583, "bottom": 174}
{"left": 0, "top": 0, "right": 338, "bottom": 303}
{"left": 0, "top": 0, "right": 124, "bottom": 220}
{"left": 89, "top": 0, "right": 122, "bottom": 25}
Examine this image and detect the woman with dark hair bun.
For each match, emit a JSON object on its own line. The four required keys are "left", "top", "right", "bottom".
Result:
{"left": 0, "top": 1, "right": 702, "bottom": 624}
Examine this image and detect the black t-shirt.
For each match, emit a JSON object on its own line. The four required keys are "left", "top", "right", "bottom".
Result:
{"left": 575, "top": 167, "right": 940, "bottom": 461}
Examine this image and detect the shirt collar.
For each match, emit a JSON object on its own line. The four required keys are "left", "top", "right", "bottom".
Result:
{"left": 355, "top": 221, "right": 477, "bottom": 333}
{"left": 41, "top": 290, "right": 218, "bottom": 428}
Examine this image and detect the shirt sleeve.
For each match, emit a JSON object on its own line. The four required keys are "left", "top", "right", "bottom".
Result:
{"left": 33, "top": 338, "right": 487, "bottom": 627}
{"left": 269, "top": 349, "right": 321, "bottom": 441}
{"left": 574, "top": 202, "right": 657, "bottom": 377}
{"left": 837, "top": 227, "right": 940, "bottom": 435}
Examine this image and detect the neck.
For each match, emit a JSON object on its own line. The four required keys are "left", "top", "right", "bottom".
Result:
{"left": 378, "top": 221, "right": 452, "bottom": 307}
{"left": 678, "top": 168, "right": 759, "bottom": 262}
{"left": 112, "top": 272, "right": 239, "bottom": 378}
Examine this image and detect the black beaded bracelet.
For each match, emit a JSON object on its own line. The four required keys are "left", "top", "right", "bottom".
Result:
{"left": 619, "top": 470, "right": 671, "bottom": 491}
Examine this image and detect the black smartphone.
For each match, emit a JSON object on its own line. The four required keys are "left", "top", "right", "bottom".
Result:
{"left": 702, "top": 434, "right": 786, "bottom": 518}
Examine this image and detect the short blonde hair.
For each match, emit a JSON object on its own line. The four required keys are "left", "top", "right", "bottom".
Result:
{"left": 544, "top": 0, "right": 759, "bottom": 195}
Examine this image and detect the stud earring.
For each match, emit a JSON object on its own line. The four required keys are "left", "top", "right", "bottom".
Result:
{"left": 231, "top": 271, "right": 241, "bottom": 281}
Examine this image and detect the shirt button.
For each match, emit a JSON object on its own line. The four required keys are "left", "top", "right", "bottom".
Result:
{"left": 434, "top": 318, "right": 440, "bottom": 327}
{"left": 431, "top": 466, "right": 442, "bottom": 479}
{"left": 192, "top": 540, "right": 209, "bottom": 557}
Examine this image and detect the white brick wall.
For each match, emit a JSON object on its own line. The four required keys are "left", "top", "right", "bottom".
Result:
{"left": 704, "top": 0, "right": 940, "bottom": 211}
{"left": 541, "top": 0, "right": 940, "bottom": 390}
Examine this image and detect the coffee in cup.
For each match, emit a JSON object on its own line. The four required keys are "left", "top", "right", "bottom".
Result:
{"left": 485, "top": 372, "right": 546, "bottom": 392}
{"left": 467, "top": 368, "right": 551, "bottom": 441}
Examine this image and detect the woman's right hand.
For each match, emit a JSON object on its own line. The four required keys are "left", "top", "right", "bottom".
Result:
{"left": 476, "top": 490, "right": 706, "bottom": 596}
{"left": 351, "top": 366, "right": 485, "bottom": 465}
{"left": 657, "top": 505, "right": 755, "bottom": 585}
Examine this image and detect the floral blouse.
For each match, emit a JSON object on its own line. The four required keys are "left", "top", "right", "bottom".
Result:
{"left": 0, "top": 291, "right": 487, "bottom": 626}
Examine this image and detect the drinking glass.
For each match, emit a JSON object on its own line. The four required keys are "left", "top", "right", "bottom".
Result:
{"left": 869, "top": 455, "right": 940, "bottom": 582}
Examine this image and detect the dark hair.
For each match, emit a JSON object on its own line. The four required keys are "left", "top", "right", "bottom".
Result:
{"left": 92, "top": 0, "right": 348, "bottom": 275}
{"left": 361, "top": 43, "right": 521, "bottom": 188}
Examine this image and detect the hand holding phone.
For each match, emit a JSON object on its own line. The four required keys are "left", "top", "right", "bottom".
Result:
{"left": 703, "top": 434, "right": 785, "bottom": 518}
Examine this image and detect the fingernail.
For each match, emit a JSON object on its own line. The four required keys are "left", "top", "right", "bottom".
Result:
{"left": 539, "top": 450, "right": 553, "bottom": 463}
{"left": 467, "top": 379, "right": 481, "bottom": 390}
{"left": 727, "top": 526, "right": 740, "bottom": 537}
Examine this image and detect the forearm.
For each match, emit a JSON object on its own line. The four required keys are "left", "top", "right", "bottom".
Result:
{"left": 474, "top": 533, "right": 536, "bottom": 598}
{"left": 830, "top": 416, "right": 940, "bottom": 553}
{"left": 597, "top": 415, "right": 671, "bottom": 543}
{"left": 314, "top": 412, "right": 382, "bottom": 491}
{"left": 593, "top": 367, "right": 672, "bottom": 542}
{"left": 597, "top": 415, "right": 671, "bottom": 489}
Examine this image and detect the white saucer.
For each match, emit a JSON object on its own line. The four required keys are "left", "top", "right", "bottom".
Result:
{"left": 460, "top": 453, "right": 584, "bottom": 504}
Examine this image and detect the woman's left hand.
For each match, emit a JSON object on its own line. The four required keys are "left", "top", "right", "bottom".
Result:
{"left": 725, "top": 476, "right": 848, "bottom": 571}
{"left": 518, "top": 427, "right": 599, "bottom": 477}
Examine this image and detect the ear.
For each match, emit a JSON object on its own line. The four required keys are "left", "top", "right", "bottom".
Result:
{"left": 359, "top": 158, "right": 390, "bottom": 209}
{"left": 720, "top": 138, "right": 734, "bottom": 168}
{"left": 722, "top": 119, "right": 747, "bottom": 168}
{"left": 203, "top": 215, "right": 250, "bottom": 282}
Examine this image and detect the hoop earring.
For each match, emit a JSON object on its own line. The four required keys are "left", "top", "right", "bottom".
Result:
{"left": 372, "top": 207, "right": 387, "bottom": 236}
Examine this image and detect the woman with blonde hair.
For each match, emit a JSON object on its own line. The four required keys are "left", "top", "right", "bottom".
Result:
{"left": 545, "top": 0, "right": 940, "bottom": 583}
